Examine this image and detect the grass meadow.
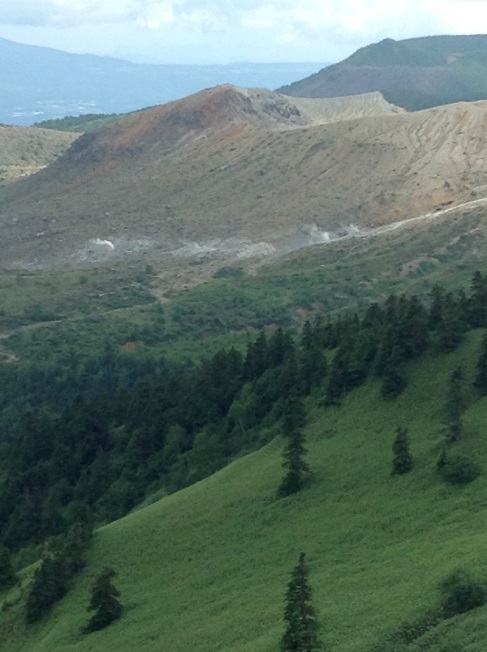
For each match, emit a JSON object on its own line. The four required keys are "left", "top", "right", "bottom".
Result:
{"left": 2, "top": 331, "right": 487, "bottom": 651}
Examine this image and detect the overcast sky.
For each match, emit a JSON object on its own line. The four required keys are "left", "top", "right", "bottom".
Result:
{"left": 0, "top": 0, "right": 486, "bottom": 64}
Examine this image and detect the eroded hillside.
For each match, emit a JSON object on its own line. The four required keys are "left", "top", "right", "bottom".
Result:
{"left": 0, "top": 85, "right": 486, "bottom": 274}
{"left": 0, "top": 125, "right": 78, "bottom": 184}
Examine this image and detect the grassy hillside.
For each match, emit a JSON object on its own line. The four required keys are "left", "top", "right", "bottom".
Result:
{"left": 2, "top": 329, "right": 487, "bottom": 651}
{"left": 34, "top": 114, "right": 125, "bottom": 133}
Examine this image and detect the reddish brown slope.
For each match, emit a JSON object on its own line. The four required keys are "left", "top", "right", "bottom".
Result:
{"left": 1, "top": 86, "right": 487, "bottom": 270}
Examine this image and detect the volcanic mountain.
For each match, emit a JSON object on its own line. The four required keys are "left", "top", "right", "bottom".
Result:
{"left": 1, "top": 84, "right": 487, "bottom": 271}
{"left": 280, "top": 35, "right": 487, "bottom": 110}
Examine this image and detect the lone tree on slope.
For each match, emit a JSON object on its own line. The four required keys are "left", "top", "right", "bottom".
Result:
{"left": 281, "top": 552, "right": 322, "bottom": 652}
{"left": 277, "top": 427, "right": 310, "bottom": 498}
{"left": 391, "top": 426, "right": 413, "bottom": 475}
{"left": 277, "top": 396, "right": 310, "bottom": 498}
{"left": 84, "top": 567, "right": 122, "bottom": 634}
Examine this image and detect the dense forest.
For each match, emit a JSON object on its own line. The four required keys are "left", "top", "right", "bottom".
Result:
{"left": 1, "top": 270, "right": 487, "bottom": 561}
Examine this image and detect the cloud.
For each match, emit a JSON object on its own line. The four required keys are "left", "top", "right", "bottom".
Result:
{"left": 0, "top": 0, "right": 485, "bottom": 63}
{"left": 0, "top": 1, "right": 163, "bottom": 27}
{"left": 0, "top": 0, "right": 466, "bottom": 31}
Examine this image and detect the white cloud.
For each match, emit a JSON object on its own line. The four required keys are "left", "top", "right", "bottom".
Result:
{"left": 0, "top": 0, "right": 485, "bottom": 34}
{"left": 0, "top": 0, "right": 486, "bottom": 62}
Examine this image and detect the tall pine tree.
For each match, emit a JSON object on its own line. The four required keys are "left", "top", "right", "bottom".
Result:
{"left": 277, "top": 397, "right": 309, "bottom": 498}
{"left": 474, "top": 331, "right": 487, "bottom": 395}
{"left": 281, "top": 552, "right": 322, "bottom": 652}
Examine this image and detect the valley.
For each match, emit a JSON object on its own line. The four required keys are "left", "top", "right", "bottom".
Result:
{"left": 1, "top": 36, "right": 487, "bottom": 652}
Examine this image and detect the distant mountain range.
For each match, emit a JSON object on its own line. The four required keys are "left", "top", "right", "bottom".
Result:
{"left": 280, "top": 34, "right": 487, "bottom": 110}
{"left": 0, "top": 37, "right": 328, "bottom": 126}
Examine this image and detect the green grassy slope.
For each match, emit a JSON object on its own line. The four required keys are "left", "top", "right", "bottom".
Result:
{"left": 34, "top": 113, "right": 126, "bottom": 133}
{"left": 2, "top": 331, "right": 487, "bottom": 651}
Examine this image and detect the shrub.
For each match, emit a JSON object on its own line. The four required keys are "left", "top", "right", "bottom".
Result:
{"left": 439, "top": 453, "right": 481, "bottom": 485}
{"left": 440, "top": 569, "right": 487, "bottom": 617}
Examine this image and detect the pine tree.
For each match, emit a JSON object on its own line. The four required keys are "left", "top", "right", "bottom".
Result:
{"left": 277, "top": 429, "right": 309, "bottom": 498}
{"left": 381, "top": 347, "right": 407, "bottom": 401}
{"left": 469, "top": 271, "right": 487, "bottom": 328}
{"left": 84, "top": 567, "right": 122, "bottom": 633}
{"left": 278, "top": 397, "right": 309, "bottom": 498}
{"left": 25, "top": 554, "right": 68, "bottom": 623}
{"left": 391, "top": 426, "right": 413, "bottom": 475}
{"left": 474, "top": 331, "right": 487, "bottom": 395}
{"left": 281, "top": 552, "right": 322, "bottom": 652}
{"left": 437, "top": 293, "right": 464, "bottom": 352}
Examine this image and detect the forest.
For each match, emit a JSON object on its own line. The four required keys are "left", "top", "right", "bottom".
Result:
{"left": 1, "top": 270, "right": 487, "bottom": 557}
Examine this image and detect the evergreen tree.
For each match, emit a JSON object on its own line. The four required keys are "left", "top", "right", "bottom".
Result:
{"left": 281, "top": 552, "right": 322, "bottom": 652}
{"left": 428, "top": 283, "right": 445, "bottom": 330}
{"left": 474, "top": 331, "right": 487, "bottom": 395}
{"left": 437, "top": 293, "right": 465, "bottom": 352}
{"left": 0, "top": 546, "right": 17, "bottom": 589}
{"left": 282, "top": 395, "right": 306, "bottom": 434}
{"left": 25, "top": 554, "right": 68, "bottom": 623}
{"left": 277, "top": 429, "right": 309, "bottom": 498}
{"left": 278, "top": 398, "right": 309, "bottom": 497}
{"left": 391, "top": 426, "right": 413, "bottom": 475}
{"left": 323, "top": 346, "right": 350, "bottom": 405}
{"left": 84, "top": 567, "right": 122, "bottom": 633}
{"left": 444, "top": 366, "right": 465, "bottom": 442}
{"left": 468, "top": 271, "right": 487, "bottom": 328}
{"left": 381, "top": 347, "right": 407, "bottom": 401}
{"left": 299, "top": 321, "right": 327, "bottom": 395}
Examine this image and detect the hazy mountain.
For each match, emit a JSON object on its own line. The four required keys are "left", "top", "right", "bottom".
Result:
{"left": 280, "top": 34, "right": 487, "bottom": 110}
{"left": 0, "top": 37, "right": 328, "bottom": 126}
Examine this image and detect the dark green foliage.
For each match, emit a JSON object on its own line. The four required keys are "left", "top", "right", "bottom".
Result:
{"left": 25, "top": 516, "right": 93, "bottom": 623}
{"left": 0, "top": 546, "right": 17, "bottom": 589}
{"left": 437, "top": 292, "right": 465, "bottom": 352}
{"left": 381, "top": 347, "right": 408, "bottom": 401}
{"left": 277, "top": 429, "right": 309, "bottom": 498}
{"left": 391, "top": 427, "right": 413, "bottom": 476}
{"left": 34, "top": 113, "right": 122, "bottom": 133}
{"left": 443, "top": 366, "right": 465, "bottom": 442}
{"left": 440, "top": 569, "right": 487, "bottom": 617}
{"left": 282, "top": 395, "right": 306, "bottom": 434}
{"left": 281, "top": 552, "right": 322, "bottom": 652}
{"left": 25, "top": 554, "right": 68, "bottom": 623}
{"left": 474, "top": 330, "right": 487, "bottom": 395}
{"left": 468, "top": 271, "right": 487, "bottom": 328}
{"left": 2, "top": 271, "right": 487, "bottom": 556}
{"left": 438, "top": 453, "right": 481, "bottom": 485}
{"left": 84, "top": 567, "right": 122, "bottom": 633}
{"left": 298, "top": 322, "right": 327, "bottom": 395}
{"left": 278, "top": 397, "right": 309, "bottom": 498}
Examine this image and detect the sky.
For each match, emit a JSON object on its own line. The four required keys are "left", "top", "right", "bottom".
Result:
{"left": 0, "top": 0, "right": 486, "bottom": 64}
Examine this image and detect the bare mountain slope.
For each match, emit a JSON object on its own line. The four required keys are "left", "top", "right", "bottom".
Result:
{"left": 0, "top": 85, "right": 485, "bottom": 271}
{"left": 0, "top": 125, "right": 78, "bottom": 184}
